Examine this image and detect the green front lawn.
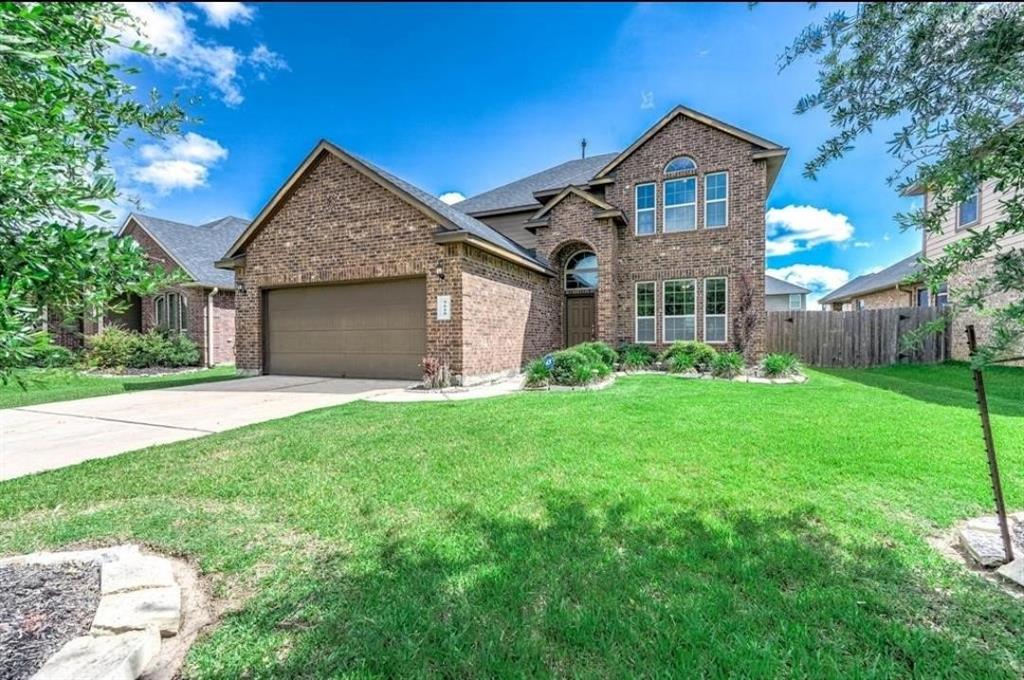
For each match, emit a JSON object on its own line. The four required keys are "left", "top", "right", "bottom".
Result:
{"left": 0, "top": 366, "right": 240, "bottom": 409}
{"left": 2, "top": 365, "right": 1023, "bottom": 676}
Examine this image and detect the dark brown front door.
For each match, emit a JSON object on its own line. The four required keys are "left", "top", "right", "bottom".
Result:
{"left": 566, "top": 295, "right": 596, "bottom": 346}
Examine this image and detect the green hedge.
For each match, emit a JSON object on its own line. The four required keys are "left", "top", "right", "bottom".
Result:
{"left": 86, "top": 328, "right": 200, "bottom": 369}
{"left": 660, "top": 341, "right": 718, "bottom": 372}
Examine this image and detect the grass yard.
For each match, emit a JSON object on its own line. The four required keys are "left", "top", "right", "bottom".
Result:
{"left": 0, "top": 366, "right": 240, "bottom": 409}
{"left": 1, "top": 363, "right": 1023, "bottom": 677}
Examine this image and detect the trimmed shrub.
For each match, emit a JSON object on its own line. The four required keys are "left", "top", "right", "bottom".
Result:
{"left": 550, "top": 349, "right": 593, "bottom": 385}
{"left": 660, "top": 341, "right": 718, "bottom": 372}
{"left": 762, "top": 352, "right": 801, "bottom": 377}
{"left": 524, "top": 358, "right": 551, "bottom": 388}
{"left": 577, "top": 341, "right": 617, "bottom": 369}
{"left": 711, "top": 350, "right": 745, "bottom": 378}
{"left": 86, "top": 328, "right": 200, "bottom": 369}
{"left": 574, "top": 343, "right": 605, "bottom": 369}
{"left": 665, "top": 353, "right": 696, "bottom": 374}
{"left": 617, "top": 343, "right": 654, "bottom": 370}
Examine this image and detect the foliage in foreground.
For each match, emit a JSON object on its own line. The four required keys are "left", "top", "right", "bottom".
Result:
{"left": 0, "top": 2, "right": 186, "bottom": 378}
{"left": 617, "top": 343, "right": 655, "bottom": 370}
{"left": 781, "top": 2, "right": 1024, "bottom": 365}
{"left": 762, "top": 352, "right": 802, "bottom": 378}
{"left": 660, "top": 341, "right": 718, "bottom": 372}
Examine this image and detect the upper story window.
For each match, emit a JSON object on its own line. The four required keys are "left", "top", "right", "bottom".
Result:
{"left": 664, "top": 177, "right": 696, "bottom": 232}
{"left": 635, "top": 183, "right": 656, "bottom": 236}
{"left": 664, "top": 156, "right": 697, "bottom": 175}
{"left": 957, "top": 185, "right": 980, "bottom": 229}
{"left": 705, "top": 172, "right": 729, "bottom": 228}
{"left": 935, "top": 282, "right": 949, "bottom": 308}
{"left": 564, "top": 250, "right": 598, "bottom": 290}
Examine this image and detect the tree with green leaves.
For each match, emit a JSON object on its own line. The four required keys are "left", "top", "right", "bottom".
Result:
{"left": 0, "top": 2, "right": 186, "bottom": 375}
{"left": 780, "top": 2, "right": 1024, "bottom": 365}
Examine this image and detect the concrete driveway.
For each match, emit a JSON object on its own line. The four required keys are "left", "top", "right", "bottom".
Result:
{"left": 0, "top": 376, "right": 410, "bottom": 481}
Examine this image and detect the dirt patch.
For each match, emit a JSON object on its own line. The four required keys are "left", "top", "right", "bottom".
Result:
{"left": 927, "top": 525, "right": 1024, "bottom": 599}
{"left": 0, "top": 561, "right": 101, "bottom": 679}
{"left": 81, "top": 367, "right": 204, "bottom": 378}
{"left": 140, "top": 554, "right": 215, "bottom": 680}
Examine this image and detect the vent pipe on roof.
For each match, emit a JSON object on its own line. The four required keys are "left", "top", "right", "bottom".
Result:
{"left": 580, "top": 138, "right": 587, "bottom": 159}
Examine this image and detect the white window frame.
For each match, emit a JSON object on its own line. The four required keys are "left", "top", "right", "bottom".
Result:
{"left": 957, "top": 185, "right": 981, "bottom": 229}
{"left": 664, "top": 156, "right": 697, "bottom": 175}
{"left": 663, "top": 279, "right": 697, "bottom": 343}
{"left": 663, "top": 177, "right": 697, "bottom": 233}
{"left": 703, "top": 277, "right": 728, "bottom": 344}
{"left": 563, "top": 250, "right": 599, "bottom": 291}
{"left": 788, "top": 293, "right": 802, "bottom": 310}
{"left": 704, "top": 171, "right": 729, "bottom": 229}
{"left": 635, "top": 281, "right": 656, "bottom": 344}
{"left": 635, "top": 183, "right": 656, "bottom": 236}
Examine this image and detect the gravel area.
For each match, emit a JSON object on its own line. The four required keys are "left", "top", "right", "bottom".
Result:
{"left": 82, "top": 366, "right": 201, "bottom": 377}
{"left": 0, "top": 562, "right": 100, "bottom": 680}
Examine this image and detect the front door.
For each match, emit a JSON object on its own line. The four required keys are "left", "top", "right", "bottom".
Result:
{"left": 565, "top": 295, "right": 596, "bottom": 346}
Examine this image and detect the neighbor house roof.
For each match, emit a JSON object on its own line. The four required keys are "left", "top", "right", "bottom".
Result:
{"left": 765, "top": 275, "right": 811, "bottom": 296}
{"left": 818, "top": 252, "right": 922, "bottom": 304}
{"left": 221, "top": 140, "right": 552, "bottom": 275}
{"left": 119, "top": 213, "right": 249, "bottom": 289}
{"left": 454, "top": 153, "right": 619, "bottom": 215}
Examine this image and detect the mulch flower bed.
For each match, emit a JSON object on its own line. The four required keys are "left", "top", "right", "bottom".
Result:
{"left": 0, "top": 562, "right": 101, "bottom": 680}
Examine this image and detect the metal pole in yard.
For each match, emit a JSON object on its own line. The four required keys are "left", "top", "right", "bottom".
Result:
{"left": 966, "top": 324, "right": 1014, "bottom": 563}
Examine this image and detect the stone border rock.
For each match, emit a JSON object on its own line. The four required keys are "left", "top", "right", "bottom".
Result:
{"left": 955, "top": 513, "right": 1024, "bottom": 590}
{"left": 1, "top": 545, "right": 185, "bottom": 680}
{"left": 623, "top": 370, "right": 808, "bottom": 385}
{"left": 545, "top": 375, "right": 616, "bottom": 392}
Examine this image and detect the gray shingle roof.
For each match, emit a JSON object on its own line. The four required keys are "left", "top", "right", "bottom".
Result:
{"left": 347, "top": 148, "right": 547, "bottom": 267}
{"left": 455, "top": 152, "right": 620, "bottom": 215}
{"left": 765, "top": 275, "right": 811, "bottom": 296}
{"left": 818, "top": 252, "right": 922, "bottom": 304}
{"left": 129, "top": 213, "right": 249, "bottom": 288}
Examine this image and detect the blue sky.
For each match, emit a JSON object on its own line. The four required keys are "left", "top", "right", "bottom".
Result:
{"left": 113, "top": 2, "right": 923, "bottom": 305}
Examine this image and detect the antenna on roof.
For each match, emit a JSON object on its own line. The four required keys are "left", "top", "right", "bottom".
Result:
{"left": 580, "top": 138, "right": 588, "bottom": 160}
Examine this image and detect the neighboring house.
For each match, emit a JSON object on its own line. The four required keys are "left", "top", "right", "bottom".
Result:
{"left": 765, "top": 275, "right": 811, "bottom": 311}
{"left": 87, "top": 213, "right": 248, "bottom": 366}
{"left": 217, "top": 105, "right": 786, "bottom": 384}
{"left": 905, "top": 178, "right": 1023, "bottom": 360}
{"left": 818, "top": 252, "right": 935, "bottom": 311}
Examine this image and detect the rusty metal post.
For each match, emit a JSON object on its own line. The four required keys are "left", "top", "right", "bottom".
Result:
{"left": 966, "top": 325, "right": 1014, "bottom": 563}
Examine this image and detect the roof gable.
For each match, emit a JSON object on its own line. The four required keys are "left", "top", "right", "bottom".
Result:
{"left": 224, "top": 140, "right": 544, "bottom": 269}
{"left": 119, "top": 213, "right": 247, "bottom": 288}
{"left": 819, "top": 252, "right": 922, "bottom": 304}
{"left": 765, "top": 275, "right": 811, "bottom": 296}
{"left": 529, "top": 185, "right": 620, "bottom": 222}
{"left": 592, "top": 105, "right": 787, "bottom": 189}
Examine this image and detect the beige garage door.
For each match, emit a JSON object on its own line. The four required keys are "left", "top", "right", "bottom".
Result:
{"left": 264, "top": 278, "right": 426, "bottom": 380}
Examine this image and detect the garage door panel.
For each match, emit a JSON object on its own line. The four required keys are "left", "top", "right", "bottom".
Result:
{"left": 265, "top": 278, "right": 426, "bottom": 380}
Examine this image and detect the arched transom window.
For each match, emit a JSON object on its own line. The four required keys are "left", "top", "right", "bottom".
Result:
{"left": 664, "top": 156, "right": 697, "bottom": 174}
{"left": 564, "top": 250, "right": 598, "bottom": 290}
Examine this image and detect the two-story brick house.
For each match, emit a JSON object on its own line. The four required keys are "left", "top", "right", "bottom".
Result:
{"left": 217, "top": 106, "right": 786, "bottom": 383}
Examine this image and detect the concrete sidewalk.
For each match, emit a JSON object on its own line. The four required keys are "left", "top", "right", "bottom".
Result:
{"left": 0, "top": 376, "right": 410, "bottom": 481}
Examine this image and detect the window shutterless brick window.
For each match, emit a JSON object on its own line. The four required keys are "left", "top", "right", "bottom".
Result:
{"left": 155, "top": 292, "right": 187, "bottom": 331}
{"left": 705, "top": 172, "right": 728, "bottom": 228}
{"left": 635, "top": 281, "right": 656, "bottom": 343}
{"left": 635, "top": 183, "right": 656, "bottom": 236}
{"left": 663, "top": 279, "right": 696, "bottom": 341}
{"left": 703, "top": 277, "right": 727, "bottom": 343}
{"left": 664, "top": 178, "right": 696, "bottom": 232}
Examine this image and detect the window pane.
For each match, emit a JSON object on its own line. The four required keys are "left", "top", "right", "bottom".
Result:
{"left": 706, "top": 173, "right": 727, "bottom": 200}
{"left": 636, "top": 184, "right": 655, "bottom": 210}
{"left": 665, "top": 156, "right": 696, "bottom": 174}
{"left": 705, "top": 278, "right": 727, "bottom": 315}
{"left": 917, "top": 288, "right": 930, "bottom": 307}
{"left": 706, "top": 316, "right": 726, "bottom": 343}
{"left": 665, "top": 316, "right": 695, "bottom": 342}
{"left": 177, "top": 294, "right": 187, "bottom": 331}
{"left": 566, "top": 271, "right": 598, "bottom": 289}
{"left": 664, "top": 280, "right": 695, "bottom": 316}
{"left": 789, "top": 294, "right": 802, "bottom": 310}
{"left": 665, "top": 205, "right": 695, "bottom": 232}
{"left": 636, "top": 210, "right": 655, "bottom": 235}
{"left": 637, "top": 318, "right": 655, "bottom": 343}
{"left": 636, "top": 283, "right": 655, "bottom": 316}
{"left": 959, "top": 193, "right": 979, "bottom": 225}
{"left": 665, "top": 178, "right": 695, "bottom": 206}
{"left": 168, "top": 294, "right": 179, "bottom": 330}
{"left": 155, "top": 297, "right": 165, "bottom": 327}
{"left": 706, "top": 201, "right": 727, "bottom": 228}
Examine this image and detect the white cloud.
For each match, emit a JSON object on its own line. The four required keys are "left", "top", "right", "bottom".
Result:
{"left": 117, "top": 3, "right": 284, "bottom": 107}
{"left": 767, "top": 264, "right": 852, "bottom": 310}
{"left": 193, "top": 2, "right": 254, "bottom": 28}
{"left": 852, "top": 240, "right": 872, "bottom": 248}
{"left": 439, "top": 192, "right": 466, "bottom": 206}
{"left": 131, "top": 132, "right": 227, "bottom": 193}
{"left": 766, "top": 205, "right": 855, "bottom": 257}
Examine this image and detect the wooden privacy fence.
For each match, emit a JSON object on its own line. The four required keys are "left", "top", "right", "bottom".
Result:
{"left": 766, "top": 307, "right": 950, "bottom": 368}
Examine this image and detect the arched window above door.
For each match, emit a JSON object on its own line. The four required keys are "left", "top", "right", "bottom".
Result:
{"left": 564, "top": 250, "right": 598, "bottom": 290}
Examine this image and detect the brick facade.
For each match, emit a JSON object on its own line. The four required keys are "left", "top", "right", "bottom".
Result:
{"left": 531, "top": 114, "right": 769, "bottom": 358}
{"left": 826, "top": 286, "right": 913, "bottom": 311}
